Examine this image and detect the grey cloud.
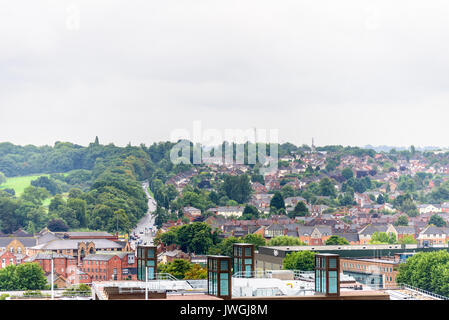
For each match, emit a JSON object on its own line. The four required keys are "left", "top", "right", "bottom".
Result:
{"left": 0, "top": 0, "right": 449, "bottom": 148}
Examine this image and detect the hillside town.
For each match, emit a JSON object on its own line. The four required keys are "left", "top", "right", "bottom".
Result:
{"left": 3, "top": 144, "right": 449, "bottom": 301}
{"left": 155, "top": 145, "right": 449, "bottom": 248}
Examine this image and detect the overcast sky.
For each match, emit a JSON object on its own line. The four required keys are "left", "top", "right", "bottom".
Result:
{"left": 1, "top": 0, "right": 449, "bottom": 148}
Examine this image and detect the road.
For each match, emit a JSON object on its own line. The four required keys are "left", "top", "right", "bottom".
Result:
{"left": 130, "top": 181, "right": 157, "bottom": 248}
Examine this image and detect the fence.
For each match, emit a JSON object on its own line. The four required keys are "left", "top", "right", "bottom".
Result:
{"left": 232, "top": 270, "right": 314, "bottom": 280}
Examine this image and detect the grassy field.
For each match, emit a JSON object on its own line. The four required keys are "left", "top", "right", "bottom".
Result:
{"left": 0, "top": 174, "right": 49, "bottom": 196}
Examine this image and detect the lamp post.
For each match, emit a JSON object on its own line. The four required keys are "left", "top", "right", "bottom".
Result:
{"left": 145, "top": 266, "right": 148, "bottom": 300}
{"left": 51, "top": 252, "right": 54, "bottom": 300}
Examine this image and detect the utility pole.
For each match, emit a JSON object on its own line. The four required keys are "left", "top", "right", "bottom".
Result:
{"left": 145, "top": 266, "right": 148, "bottom": 300}
{"left": 51, "top": 253, "right": 54, "bottom": 300}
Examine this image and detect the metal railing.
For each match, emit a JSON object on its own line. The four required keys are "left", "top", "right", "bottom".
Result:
{"left": 154, "top": 273, "right": 179, "bottom": 281}
{"left": 232, "top": 270, "right": 274, "bottom": 278}
{"left": 398, "top": 283, "right": 449, "bottom": 301}
{"left": 293, "top": 270, "right": 315, "bottom": 280}
{"left": 232, "top": 270, "right": 314, "bottom": 280}
{"left": 364, "top": 283, "right": 449, "bottom": 300}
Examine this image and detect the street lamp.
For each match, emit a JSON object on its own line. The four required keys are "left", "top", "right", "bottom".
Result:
{"left": 51, "top": 252, "right": 54, "bottom": 300}
{"left": 145, "top": 266, "right": 148, "bottom": 300}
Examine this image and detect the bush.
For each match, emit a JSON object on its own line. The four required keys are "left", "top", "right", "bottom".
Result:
{"left": 283, "top": 251, "right": 316, "bottom": 271}
{"left": 62, "top": 284, "right": 91, "bottom": 296}
{"left": 0, "top": 293, "right": 10, "bottom": 300}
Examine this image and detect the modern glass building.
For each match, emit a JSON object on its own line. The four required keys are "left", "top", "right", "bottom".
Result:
{"left": 233, "top": 243, "right": 255, "bottom": 278}
{"left": 137, "top": 245, "right": 157, "bottom": 281}
{"left": 207, "top": 255, "right": 232, "bottom": 299}
{"left": 315, "top": 253, "right": 340, "bottom": 296}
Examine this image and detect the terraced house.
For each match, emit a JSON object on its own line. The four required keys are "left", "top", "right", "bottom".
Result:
{"left": 81, "top": 252, "right": 137, "bottom": 282}
{"left": 417, "top": 226, "right": 449, "bottom": 246}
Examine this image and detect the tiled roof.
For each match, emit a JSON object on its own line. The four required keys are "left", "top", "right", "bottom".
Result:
{"left": 0, "top": 237, "right": 38, "bottom": 248}
{"left": 30, "top": 239, "right": 125, "bottom": 250}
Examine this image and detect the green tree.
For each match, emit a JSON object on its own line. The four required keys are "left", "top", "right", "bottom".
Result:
{"left": 281, "top": 185, "right": 295, "bottom": 199}
{"left": 107, "top": 209, "right": 131, "bottom": 234}
{"left": 270, "top": 192, "right": 285, "bottom": 210}
{"left": 268, "top": 236, "right": 305, "bottom": 246}
{"left": 208, "top": 236, "right": 240, "bottom": 256}
{"left": 21, "top": 186, "right": 50, "bottom": 206}
{"left": 176, "top": 222, "right": 215, "bottom": 254}
{"left": 325, "top": 235, "right": 350, "bottom": 245}
{"left": 47, "top": 218, "right": 69, "bottom": 232}
{"left": 0, "top": 171, "right": 6, "bottom": 184}
{"left": 396, "top": 251, "right": 449, "bottom": 296}
{"left": 0, "top": 263, "right": 47, "bottom": 291}
{"left": 429, "top": 214, "right": 446, "bottom": 227}
{"left": 220, "top": 174, "right": 252, "bottom": 204}
{"left": 369, "top": 232, "right": 397, "bottom": 244}
{"left": 319, "top": 177, "right": 336, "bottom": 198}
{"left": 394, "top": 215, "right": 409, "bottom": 226}
{"left": 283, "top": 251, "right": 316, "bottom": 271}
{"left": 31, "top": 176, "right": 61, "bottom": 195}
{"left": 376, "top": 194, "right": 385, "bottom": 204}
{"left": 341, "top": 167, "right": 354, "bottom": 180}
{"left": 289, "top": 201, "right": 309, "bottom": 218}
{"left": 339, "top": 191, "right": 354, "bottom": 206}
{"left": 0, "top": 197, "right": 21, "bottom": 233}
{"left": 398, "top": 235, "right": 417, "bottom": 244}
{"left": 159, "top": 230, "right": 178, "bottom": 246}
{"left": 67, "top": 198, "right": 87, "bottom": 228}
{"left": 242, "top": 234, "right": 266, "bottom": 249}
{"left": 158, "top": 259, "right": 193, "bottom": 279}
{"left": 184, "top": 264, "right": 207, "bottom": 280}
{"left": 242, "top": 205, "right": 260, "bottom": 220}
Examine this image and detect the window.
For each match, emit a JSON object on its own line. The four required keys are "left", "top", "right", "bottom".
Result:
{"left": 329, "top": 271, "right": 338, "bottom": 294}
{"left": 219, "top": 273, "right": 229, "bottom": 296}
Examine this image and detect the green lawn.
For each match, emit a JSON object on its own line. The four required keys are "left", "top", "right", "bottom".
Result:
{"left": 0, "top": 174, "right": 49, "bottom": 196}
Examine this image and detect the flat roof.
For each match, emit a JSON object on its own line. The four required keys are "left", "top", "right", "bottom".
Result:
{"left": 262, "top": 244, "right": 405, "bottom": 251}
{"left": 341, "top": 258, "right": 399, "bottom": 265}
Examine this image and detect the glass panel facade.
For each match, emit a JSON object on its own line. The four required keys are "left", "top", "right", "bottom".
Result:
{"left": 233, "top": 244, "right": 254, "bottom": 278}
{"left": 315, "top": 270, "right": 321, "bottom": 292}
{"left": 207, "top": 256, "right": 231, "bottom": 298}
{"left": 208, "top": 272, "right": 213, "bottom": 293}
{"left": 315, "top": 255, "right": 340, "bottom": 296}
{"left": 137, "top": 260, "right": 141, "bottom": 279}
{"left": 137, "top": 246, "right": 157, "bottom": 281}
{"left": 245, "top": 265, "right": 252, "bottom": 277}
{"left": 329, "top": 271, "right": 337, "bottom": 294}
{"left": 322, "top": 271, "right": 326, "bottom": 292}
{"left": 147, "top": 267, "right": 154, "bottom": 280}
{"left": 220, "top": 273, "right": 229, "bottom": 296}
{"left": 329, "top": 258, "right": 337, "bottom": 269}
{"left": 220, "top": 260, "right": 228, "bottom": 271}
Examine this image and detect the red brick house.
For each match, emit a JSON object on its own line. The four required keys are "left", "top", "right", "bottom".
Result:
{"left": 81, "top": 252, "right": 137, "bottom": 282}
{"left": 24, "top": 252, "right": 78, "bottom": 287}
{"left": 0, "top": 250, "right": 21, "bottom": 269}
